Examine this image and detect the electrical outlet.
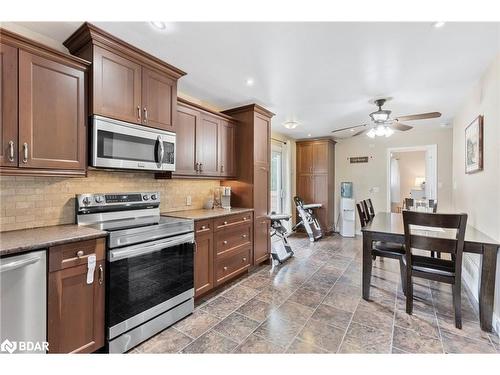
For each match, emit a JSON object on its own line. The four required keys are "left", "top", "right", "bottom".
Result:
{"left": 186, "top": 196, "right": 192, "bottom": 206}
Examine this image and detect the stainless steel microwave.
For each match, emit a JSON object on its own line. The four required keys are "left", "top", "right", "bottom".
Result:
{"left": 90, "top": 115, "right": 176, "bottom": 172}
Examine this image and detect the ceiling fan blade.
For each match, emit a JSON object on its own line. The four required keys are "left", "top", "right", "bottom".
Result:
{"left": 331, "top": 124, "right": 367, "bottom": 133}
{"left": 352, "top": 128, "right": 367, "bottom": 136}
{"left": 394, "top": 112, "right": 441, "bottom": 121}
{"left": 390, "top": 122, "right": 413, "bottom": 131}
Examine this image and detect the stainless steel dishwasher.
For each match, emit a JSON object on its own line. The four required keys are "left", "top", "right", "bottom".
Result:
{"left": 0, "top": 250, "right": 47, "bottom": 354}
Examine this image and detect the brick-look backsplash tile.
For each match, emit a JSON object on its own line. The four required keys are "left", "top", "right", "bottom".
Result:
{"left": 0, "top": 170, "right": 220, "bottom": 232}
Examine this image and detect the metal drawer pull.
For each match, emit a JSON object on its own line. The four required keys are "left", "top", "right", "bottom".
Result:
{"left": 243, "top": 217, "right": 248, "bottom": 221}
{"left": 242, "top": 257, "right": 247, "bottom": 262}
{"left": 143, "top": 107, "right": 148, "bottom": 123}
{"left": 22, "top": 143, "right": 28, "bottom": 163}
{"left": 200, "top": 225, "right": 206, "bottom": 230}
{"left": 223, "top": 266, "right": 228, "bottom": 271}
{"left": 8, "top": 141, "right": 14, "bottom": 162}
{"left": 223, "top": 240, "right": 228, "bottom": 245}
{"left": 242, "top": 234, "right": 247, "bottom": 238}
{"left": 98, "top": 265, "right": 103, "bottom": 285}
{"left": 223, "top": 221, "right": 228, "bottom": 225}
{"left": 137, "top": 106, "right": 141, "bottom": 120}
{"left": 76, "top": 250, "right": 84, "bottom": 258}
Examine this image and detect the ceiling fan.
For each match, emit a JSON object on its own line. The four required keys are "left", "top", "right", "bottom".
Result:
{"left": 332, "top": 98, "right": 441, "bottom": 138}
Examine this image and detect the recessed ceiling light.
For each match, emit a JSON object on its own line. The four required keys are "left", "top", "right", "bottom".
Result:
{"left": 350, "top": 129, "right": 355, "bottom": 132}
{"left": 283, "top": 121, "right": 299, "bottom": 129}
{"left": 150, "top": 21, "right": 167, "bottom": 30}
{"left": 433, "top": 22, "right": 446, "bottom": 29}
{"left": 307, "top": 133, "right": 312, "bottom": 137}
{"left": 246, "top": 78, "right": 254, "bottom": 86}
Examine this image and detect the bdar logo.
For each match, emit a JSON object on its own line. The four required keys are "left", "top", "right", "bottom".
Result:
{"left": 1, "top": 339, "right": 17, "bottom": 353}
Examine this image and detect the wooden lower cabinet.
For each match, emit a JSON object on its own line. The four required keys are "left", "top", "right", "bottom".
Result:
{"left": 254, "top": 217, "right": 270, "bottom": 264}
{"left": 47, "top": 238, "right": 105, "bottom": 354}
{"left": 194, "top": 228, "right": 214, "bottom": 297}
{"left": 193, "top": 212, "right": 254, "bottom": 298}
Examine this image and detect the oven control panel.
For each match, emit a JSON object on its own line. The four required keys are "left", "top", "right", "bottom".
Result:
{"left": 76, "top": 192, "right": 160, "bottom": 209}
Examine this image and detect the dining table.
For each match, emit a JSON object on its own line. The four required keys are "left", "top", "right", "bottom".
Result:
{"left": 361, "top": 212, "right": 499, "bottom": 332}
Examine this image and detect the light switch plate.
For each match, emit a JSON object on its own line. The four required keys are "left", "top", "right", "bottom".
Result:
{"left": 186, "top": 196, "right": 192, "bottom": 206}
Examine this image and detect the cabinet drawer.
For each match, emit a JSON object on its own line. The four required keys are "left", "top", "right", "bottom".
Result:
{"left": 214, "top": 212, "right": 253, "bottom": 231}
{"left": 215, "top": 246, "right": 251, "bottom": 286}
{"left": 49, "top": 238, "right": 106, "bottom": 272}
{"left": 195, "top": 219, "right": 213, "bottom": 235}
{"left": 215, "top": 224, "right": 252, "bottom": 257}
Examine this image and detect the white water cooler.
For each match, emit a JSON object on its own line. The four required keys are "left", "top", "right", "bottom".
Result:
{"left": 340, "top": 198, "right": 355, "bottom": 237}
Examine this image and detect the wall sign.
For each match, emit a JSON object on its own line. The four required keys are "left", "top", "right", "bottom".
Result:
{"left": 349, "top": 156, "right": 369, "bottom": 164}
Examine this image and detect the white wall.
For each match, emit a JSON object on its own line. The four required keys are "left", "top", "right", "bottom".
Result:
{"left": 393, "top": 151, "right": 426, "bottom": 204}
{"left": 334, "top": 127, "right": 453, "bottom": 232}
{"left": 452, "top": 53, "right": 500, "bottom": 333}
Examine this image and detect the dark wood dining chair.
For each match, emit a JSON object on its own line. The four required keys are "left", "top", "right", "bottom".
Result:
{"left": 404, "top": 198, "right": 414, "bottom": 210}
{"left": 366, "top": 198, "right": 375, "bottom": 218}
{"left": 402, "top": 210, "right": 468, "bottom": 328}
{"left": 362, "top": 200, "right": 371, "bottom": 221}
{"left": 357, "top": 202, "right": 407, "bottom": 292}
{"left": 428, "top": 199, "right": 438, "bottom": 213}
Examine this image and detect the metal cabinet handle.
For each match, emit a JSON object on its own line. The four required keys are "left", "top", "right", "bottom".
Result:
{"left": 199, "top": 163, "right": 203, "bottom": 172}
{"left": 194, "top": 241, "right": 197, "bottom": 253}
{"left": 223, "top": 266, "right": 228, "bottom": 271}
{"left": 22, "top": 143, "right": 28, "bottom": 163}
{"left": 8, "top": 141, "right": 14, "bottom": 162}
{"left": 200, "top": 225, "right": 206, "bottom": 230}
{"left": 76, "top": 250, "right": 84, "bottom": 258}
{"left": 242, "top": 234, "right": 247, "bottom": 238}
{"left": 98, "top": 264, "right": 103, "bottom": 285}
{"left": 223, "top": 240, "right": 228, "bottom": 245}
{"left": 243, "top": 217, "right": 248, "bottom": 221}
{"left": 242, "top": 257, "right": 247, "bottom": 262}
{"left": 221, "top": 165, "right": 224, "bottom": 173}
{"left": 143, "top": 107, "right": 148, "bottom": 123}
{"left": 223, "top": 221, "right": 228, "bottom": 225}
{"left": 137, "top": 106, "right": 141, "bottom": 121}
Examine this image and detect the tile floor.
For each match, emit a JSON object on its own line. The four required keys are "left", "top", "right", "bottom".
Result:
{"left": 130, "top": 234, "right": 499, "bottom": 354}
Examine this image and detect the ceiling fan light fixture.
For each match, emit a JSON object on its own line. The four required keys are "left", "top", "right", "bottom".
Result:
{"left": 375, "top": 124, "right": 387, "bottom": 137}
{"left": 384, "top": 127, "right": 394, "bottom": 137}
{"left": 283, "top": 121, "right": 299, "bottom": 129}
{"left": 367, "top": 128, "right": 376, "bottom": 138}
{"left": 370, "top": 110, "right": 391, "bottom": 123}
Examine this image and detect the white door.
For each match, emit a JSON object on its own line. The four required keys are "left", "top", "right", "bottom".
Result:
{"left": 271, "top": 143, "right": 285, "bottom": 214}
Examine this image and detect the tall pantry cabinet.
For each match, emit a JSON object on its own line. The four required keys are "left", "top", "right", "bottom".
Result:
{"left": 296, "top": 139, "right": 335, "bottom": 233}
{"left": 222, "top": 104, "right": 274, "bottom": 265}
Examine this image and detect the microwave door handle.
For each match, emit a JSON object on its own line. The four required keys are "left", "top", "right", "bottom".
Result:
{"left": 156, "top": 135, "right": 165, "bottom": 164}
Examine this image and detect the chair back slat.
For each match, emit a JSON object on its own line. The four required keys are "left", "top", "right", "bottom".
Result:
{"left": 405, "top": 198, "right": 414, "bottom": 210}
{"left": 403, "top": 210, "right": 463, "bottom": 228}
{"left": 356, "top": 202, "right": 367, "bottom": 227}
{"left": 409, "top": 235, "right": 459, "bottom": 254}
{"left": 362, "top": 200, "right": 371, "bottom": 221}
{"left": 367, "top": 199, "right": 375, "bottom": 217}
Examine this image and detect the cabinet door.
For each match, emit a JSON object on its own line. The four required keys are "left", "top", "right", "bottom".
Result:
{"left": 254, "top": 217, "right": 270, "bottom": 264}
{"left": 196, "top": 114, "right": 219, "bottom": 176}
{"left": 297, "top": 175, "right": 313, "bottom": 203}
{"left": 93, "top": 46, "right": 141, "bottom": 124}
{"left": 0, "top": 43, "right": 18, "bottom": 167}
{"left": 253, "top": 164, "right": 269, "bottom": 217}
{"left": 175, "top": 105, "right": 199, "bottom": 175}
{"left": 254, "top": 113, "right": 270, "bottom": 165}
{"left": 297, "top": 143, "right": 313, "bottom": 174}
{"left": 18, "top": 51, "right": 85, "bottom": 170}
{"left": 141, "top": 67, "right": 176, "bottom": 131}
{"left": 194, "top": 231, "right": 214, "bottom": 297}
{"left": 312, "top": 141, "right": 328, "bottom": 173}
{"left": 219, "top": 120, "right": 236, "bottom": 177}
{"left": 48, "top": 261, "right": 105, "bottom": 353}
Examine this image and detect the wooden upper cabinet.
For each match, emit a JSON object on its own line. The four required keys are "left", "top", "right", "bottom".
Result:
{"left": 254, "top": 113, "right": 270, "bottom": 166}
{"left": 219, "top": 120, "right": 236, "bottom": 177}
{"left": 0, "top": 42, "right": 18, "bottom": 167}
{"left": 175, "top": 104, "right": 199, "bottom": 175}
{"left": 297, "top": 143, "right": 313, "bottom": 174}
{"left": 312, "top": 141, "right": 329, "bottom": 173}
{"left": 253, "top": 164, "right": 269, "bottom": 217}
{"left": 64, "top": 23, "right": 186, "bottom": 131}
{"left": 196, "top": 114, "right": 219, "bottom": 176}
{"left": 93, "top": 46, "right": 141, "bottom": 124}
{"left": 18, "top": 50, "right": 86, "bottom": 171}
{"left": 141, "top": 67, "right": 176, "bottom": 131}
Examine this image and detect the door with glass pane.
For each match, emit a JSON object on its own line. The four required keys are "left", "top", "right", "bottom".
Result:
{"left": 270, "top": 143, "right": 285, "bottom": 213}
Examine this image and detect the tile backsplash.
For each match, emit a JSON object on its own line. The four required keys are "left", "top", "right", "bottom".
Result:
{"left": 0, "top": 170, "right": 220, "bottom": 232}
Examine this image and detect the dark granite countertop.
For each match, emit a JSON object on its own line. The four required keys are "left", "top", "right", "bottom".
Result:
{"left": 162, "top": 207, "right": 254, "bottom": 221}
{"left": 0, "top": 225, "right": 107, "bottom": 257}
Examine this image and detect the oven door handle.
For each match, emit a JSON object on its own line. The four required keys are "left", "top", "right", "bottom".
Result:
{"left": 109, "top": 233, "right": 194, "bottom": 262}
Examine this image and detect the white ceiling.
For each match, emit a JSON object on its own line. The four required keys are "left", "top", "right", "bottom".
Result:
{"left": 15, "top": 22, "right": 500, "bottom": 139}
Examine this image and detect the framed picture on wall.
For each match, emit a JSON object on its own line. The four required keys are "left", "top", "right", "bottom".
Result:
{"left": 465, "top": 115, "right": 484, "bottom": 174}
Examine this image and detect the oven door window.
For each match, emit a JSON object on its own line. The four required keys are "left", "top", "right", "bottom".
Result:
{"left": 108, "top": 241, "right": 193, "bottom": 329}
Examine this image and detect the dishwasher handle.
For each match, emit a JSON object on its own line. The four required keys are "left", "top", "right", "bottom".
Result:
{"left": 0, "top": 255, "right": 42, "bottom": 273}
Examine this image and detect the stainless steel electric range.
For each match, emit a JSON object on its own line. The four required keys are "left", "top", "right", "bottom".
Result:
{"left": 76, "top": 192, "right": 194, "bottom": 353}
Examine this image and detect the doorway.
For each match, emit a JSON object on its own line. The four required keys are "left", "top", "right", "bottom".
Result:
{"left": 387, "top": 145, "right": 437, "bottom": 213}
{"left": 270, "top": 142, "right": 286, "bottom": 214}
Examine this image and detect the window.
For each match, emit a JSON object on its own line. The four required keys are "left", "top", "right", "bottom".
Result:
{"left": 270, "top": 142, "right": 286, "bottom": 214}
